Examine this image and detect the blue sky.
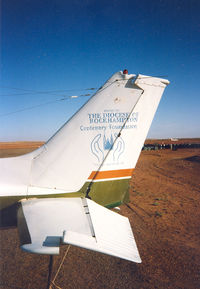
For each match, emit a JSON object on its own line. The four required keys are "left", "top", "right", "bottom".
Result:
{"left": 1, "top": 0, "right": 199, "bottom": 141}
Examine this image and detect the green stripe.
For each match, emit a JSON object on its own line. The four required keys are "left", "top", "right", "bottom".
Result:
{"left": 0, "top": 178, "right": 130, "bottom": 227}
{"left": 79, "top": 178, "right": 130, "bottom": 207}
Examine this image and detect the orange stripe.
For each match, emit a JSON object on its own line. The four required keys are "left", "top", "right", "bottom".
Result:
{"left": 88, "top": 168, "right": 134, "bottom": 180}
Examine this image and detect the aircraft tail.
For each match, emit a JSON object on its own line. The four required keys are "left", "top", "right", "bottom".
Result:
{"left": 0, "top": 70, "right": 169, "bottom": 208}
{"left": 0, "top": 70, "right": 169, "bottom": 261}
{"left": 29, "top": 71, "right": 169, "bottom": 206}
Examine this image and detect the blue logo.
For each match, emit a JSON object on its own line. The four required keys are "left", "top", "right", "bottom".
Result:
{"left": 91, "top": 133, "right": 125, "bottom": 163}
{"left": 103, "top": 135, "right": 114, "bottom": 150}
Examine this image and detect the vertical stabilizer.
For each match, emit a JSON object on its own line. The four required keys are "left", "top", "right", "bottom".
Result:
{"left": 30, "top": 72, "right": 169, "bottom": 196}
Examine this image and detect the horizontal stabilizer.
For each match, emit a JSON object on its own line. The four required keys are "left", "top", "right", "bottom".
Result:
{"left": 63, "top": 198, "right": 141, "bottom": 262}
{"left": 18, "top": 197, "right": 141, "bottom": 263}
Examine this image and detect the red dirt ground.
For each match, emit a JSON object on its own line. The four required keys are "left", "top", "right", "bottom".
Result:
{"left": 0, "top": 142, "right": 200, "bottom": 289}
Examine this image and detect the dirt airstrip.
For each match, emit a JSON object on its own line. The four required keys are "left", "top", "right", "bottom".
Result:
{"left": 0, "top": 141, "right": 200, "bottom": 289}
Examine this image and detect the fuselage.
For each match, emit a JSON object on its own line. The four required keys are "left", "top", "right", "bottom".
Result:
{"left": 0, "top": 177, "right": 130, "bottom": 228}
